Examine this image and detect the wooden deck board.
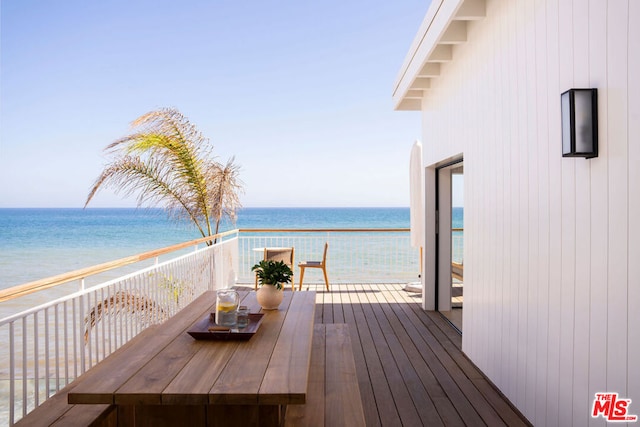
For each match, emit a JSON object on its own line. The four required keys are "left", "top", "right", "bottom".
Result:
{"left": 314, "top": 291, "right": 324, "bottom": 324}
{"left": 349, "top": 284, "right": 400, "bottom": 426}
{"left": 378, "top": 284, "right": 482, "bottom": 426}
{"left": 370, "top": 286, "right": 445, "bottom": 426}
{"left": 357, "top": 284, "right": 424, "bottom": 427}
{"left": 300, "top": 283, "right": 531, "bottom": 427}
{"left": 341, "top": 283, "right": 382, "bottom": 427}
{"left": 374, "top": 285, "right": 462, "bottom": 426}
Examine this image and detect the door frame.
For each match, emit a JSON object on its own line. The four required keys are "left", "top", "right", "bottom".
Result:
{"left": 422, "top": 156, "right": 463, "bottom": 311}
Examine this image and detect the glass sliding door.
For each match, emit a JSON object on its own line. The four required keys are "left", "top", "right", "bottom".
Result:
{"left": 436, "top": 162, "right": 464, "bottom": 332}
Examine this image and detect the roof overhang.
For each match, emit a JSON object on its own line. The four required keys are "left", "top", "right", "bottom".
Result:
{"left": 392, "top": 0, "right": 486, "bottom": 111}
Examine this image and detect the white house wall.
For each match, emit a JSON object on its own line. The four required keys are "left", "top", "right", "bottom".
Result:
{"left": 420, "top": 1, "right": 639, "bottom": 425}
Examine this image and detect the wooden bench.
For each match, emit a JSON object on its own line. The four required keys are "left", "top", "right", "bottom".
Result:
{"left": 285, "top": 324, "right": 365, "bottom": 427}
{"left": 13, "top": 382, "right": 116, "bottom": 427}
{"left": 14, "top": 325, "right": 161, "bottom": 427}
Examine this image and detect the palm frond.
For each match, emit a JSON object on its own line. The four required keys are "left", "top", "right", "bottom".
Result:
{"left": 85, "top": 107, "right": 244, "bottom": 241}
{"left": 84, "top": 290, "right": 166, "bottom": 343}
{"left": 85, "top": 156, "right": 209, "bottom": 237}
{"left": 210, "top": 157, "right": 244, "bottom": 235}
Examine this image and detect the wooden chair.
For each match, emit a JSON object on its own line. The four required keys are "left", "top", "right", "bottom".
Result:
{"left": 255, "top": 247, "right": 295, "bottom": 291}
{"left": 452, "top": 261, "right": 464, "bottom": 282}
{"left": 298, "top": 242, "right": 329, "bottom": 291}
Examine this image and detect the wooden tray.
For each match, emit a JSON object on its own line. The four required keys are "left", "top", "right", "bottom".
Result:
{"left": 187, "top": 313, "right": 265, "bottom": 340}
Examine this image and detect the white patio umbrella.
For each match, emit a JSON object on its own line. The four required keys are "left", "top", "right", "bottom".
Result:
{"left": 409, "top": 140, "right": 424, "bottom": 248}
{"left": 406, "top": 140, "right": 424, "bottom": 293}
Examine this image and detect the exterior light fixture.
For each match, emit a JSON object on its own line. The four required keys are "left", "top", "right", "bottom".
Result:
{"left": 561, "top": 88, "right": 598, "bottom": 158}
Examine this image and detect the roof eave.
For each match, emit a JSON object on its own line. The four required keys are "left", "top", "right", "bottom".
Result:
{"left": 392, "top": 0, "right": 486, "bottom": 111}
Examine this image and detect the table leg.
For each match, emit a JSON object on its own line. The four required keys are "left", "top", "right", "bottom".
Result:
{"left": 207, "top": 404, "right": 283, "bottom": 427}
{"left": 117, "top": 405, "right": 207, "bottom": 427}
{"left": 113, "top": 404, "right": 283, "bottom": 427}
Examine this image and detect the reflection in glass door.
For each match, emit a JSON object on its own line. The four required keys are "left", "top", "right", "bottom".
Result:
{"left": 437, "top": 163, "right": 464, "bottom": 332}
{"left": 450, "top": 169, "right": 464, "bottom": 330}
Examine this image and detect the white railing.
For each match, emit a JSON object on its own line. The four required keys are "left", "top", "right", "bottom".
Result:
{"left": 0, "top": 232, "right": 238, "bottom": 426}
{"left": 237, "top": 229, "right": 420, "bottom": 284}
{"left": 0, "top": 228, "right": 428, "bottom": 426}
{"left": 452, "top": 228, "right": 463, "bottom": 264}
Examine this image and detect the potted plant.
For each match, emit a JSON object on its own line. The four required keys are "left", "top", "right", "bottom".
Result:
{"left": 251, "top": 260, "right": 293, "bottom": 309}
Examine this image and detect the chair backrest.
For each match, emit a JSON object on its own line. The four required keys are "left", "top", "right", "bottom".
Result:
{"left": 264, "top": 247, "right": 294, "bottom": 267}
{"left": 321, "top": 242, "right": 329, "bottom": 264}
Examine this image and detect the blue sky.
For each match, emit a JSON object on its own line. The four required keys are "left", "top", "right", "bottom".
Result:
{"left": 1, "top": 0, "right": 432, "bottom": 208}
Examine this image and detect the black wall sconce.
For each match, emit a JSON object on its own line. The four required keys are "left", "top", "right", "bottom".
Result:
{"left": 561, "top": 88, "right": 598, "bottom": 158}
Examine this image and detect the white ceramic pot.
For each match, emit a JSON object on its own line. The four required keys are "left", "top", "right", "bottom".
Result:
{"left": 256, "top": 284, "right": 284, "bottom": 310}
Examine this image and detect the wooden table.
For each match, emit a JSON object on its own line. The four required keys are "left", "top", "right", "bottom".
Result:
{"left": 68, "top": 289, "right": 316, "bottom": 427}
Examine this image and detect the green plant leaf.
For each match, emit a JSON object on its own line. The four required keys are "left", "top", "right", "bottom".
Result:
{"left": 251, "top": 260, "right": 293, "bottom": 290}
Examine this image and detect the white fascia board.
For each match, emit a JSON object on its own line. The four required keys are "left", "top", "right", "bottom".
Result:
{"left": 392, "top": 0, "right": 464, "bottom": 111}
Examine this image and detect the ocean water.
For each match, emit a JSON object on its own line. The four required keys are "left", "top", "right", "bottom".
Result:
{"left": 0, "top": 207, "right": 463, "bottom": 291}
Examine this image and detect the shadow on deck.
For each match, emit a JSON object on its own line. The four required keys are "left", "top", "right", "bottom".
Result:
{"left": 301, "top": 283, "right": 531, "bottom": 427}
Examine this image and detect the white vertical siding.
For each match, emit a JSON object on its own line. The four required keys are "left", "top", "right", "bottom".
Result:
{"left": 558, "top": 0, "right": 577, "bottom": 425}
{"left": 544, "top": 1, "right": 564, "bottom": 424}
{"left": 420, "top": 0, "right": 638, "bottom": 424}
{"left": 572, "top": 2, "right": 593, "bottom": 426}
{"left": 533, "top": 0, "right": 552, "bottom": 425}
{"left": 628, "top": 0, "right": 640, "bottom": 421}
{"left": 587, "top": 2, "right": 609, "bottom": 426}
{"left": 523, "top": 0, "right": 537, "bottom": 419}
{"left": 606, "top": 0, "right": 629, "bottom": 407}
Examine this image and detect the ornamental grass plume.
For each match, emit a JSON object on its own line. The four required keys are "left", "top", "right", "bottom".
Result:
{"left": 85, "top": 108, "right": 243, "bottom": 242}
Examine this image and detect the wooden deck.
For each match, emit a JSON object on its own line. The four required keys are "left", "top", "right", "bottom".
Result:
{"left": 303, "top": 283, "right": 531, "bottom": 427}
